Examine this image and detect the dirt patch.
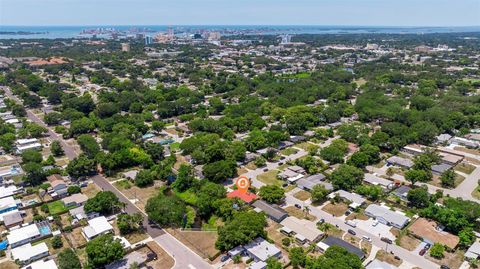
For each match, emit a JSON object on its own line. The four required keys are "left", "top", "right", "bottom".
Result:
{"left": 237, "top": 167, "right": 248, "bottom": 175}
{"left": 245, "top": 162, "right": 257, "bottom": 170}
{"left": 346, "top": 212, "right": 369, "bottom": 221}
{"left": 0, "top": 261, "right": 19, "bottom": 269}
{"left": 322, "top": 202, "right": 348, "bottom": 217}
{"left": 376, "top": 249, "right": 402, "bottom": 267}
{"left": 398, "top": 234, "right": 421, "bottom": 251}
{"left": 146, "top": 241, "right": 175, "bottom": 269}
{"left": 167, "top": 229, "right": 220, "bottom": 259}
{"left": 66, "top": 226, "right": 87, "bottom": 248}
{"left": 119, "top": 183, "right": 162, "bottom": 211}
{"left": 454, "top": 162, "right": 476, "bottom": 174}
{"left": 266, "top": 221, "right": 289, "bottom": 249}
{"left": 293, "top": 190, "right": 311, "bottom": 201}
{"left": 82, "top": 183, "right": 101, "bottom": 198}
{"left": 284, "top": 206, "right": 316, "bottom": 221}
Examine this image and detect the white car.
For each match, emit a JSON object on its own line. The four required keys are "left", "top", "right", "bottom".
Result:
{"left": 362, "top": 235, "right": 371, "bottom": 242}
{"left": 372, "top": 220, "right": 379, "bottom": 227}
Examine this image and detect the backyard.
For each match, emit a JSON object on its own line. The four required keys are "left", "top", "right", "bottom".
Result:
{"left": 257, "top": 170, "right": 282, "bottom": 186}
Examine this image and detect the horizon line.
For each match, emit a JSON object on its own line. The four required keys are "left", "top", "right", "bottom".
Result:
{"left": 2, "top": 24, "right": 480, "bottom": 28}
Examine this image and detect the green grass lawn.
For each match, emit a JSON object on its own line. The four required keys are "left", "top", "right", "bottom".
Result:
{"left": 280, "top": 147, "right": 299, "bottom": 156}
{"left": 170, "top": 142, "right": 181, "bottom": 152}
{"left": 257, "top": 170, "right": 283, "bottom": 186}
{"left": 114, "top": 179, "right": 132, "bottom": 190}
{"left": 174, "top": 189, "right": 198, "bottom": 206}
{"left": 454, "top": 163, "right": 476, "bottom": 174}
{"left": 47, "top": 200, "right": 68, "bottom": 215}
{"left": 202, "top": 216, "right": 221, "bottom": 231}
{"left": 295, "top": 142, "right": 319, "bottom": 152}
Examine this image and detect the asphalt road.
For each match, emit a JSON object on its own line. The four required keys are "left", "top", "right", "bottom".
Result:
{"left": 2, "top": 86, "right": 212, "bottom": 269}
{"left": 285, "top": 193, "right": 440, "bottom": 269}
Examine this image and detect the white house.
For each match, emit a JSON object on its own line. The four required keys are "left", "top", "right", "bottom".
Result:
{"left": 365, "top": 204, "right": 410, "bottom": 229}
{"left": 7, "top": 223, "right": 41, "bottom": 248}
{"left": 21, "top": 259, "right": 58, "bottom": 269}
{"left": 244, "top": 237, "right": 282, "bottom": 262}
{"left": 82, "top": 216, "right": 114, "bottom": 240}
{"left": 11, "top": 242, "right": 49, "bottom": 264}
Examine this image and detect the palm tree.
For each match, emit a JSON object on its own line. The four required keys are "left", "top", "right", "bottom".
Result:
{"left": 303, "top": 205, "right": 310, "bottom": 219}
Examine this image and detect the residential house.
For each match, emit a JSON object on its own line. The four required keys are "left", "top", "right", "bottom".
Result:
{"left": 328, "top": 190, "right": 366, "bottom": 209}
{"left": 15, "top": 138, "right": 42, "bottom": 154}
{"left": 0, "top": 196, "right": 19, "bottom": 221}
{"left": 431, "top": 164, "right": 453, "bottom": 176}
{"left": 48, "top": 177, "right": 68, "bottom": 198}
{"left": 386, "top": 156, "right": 413, "bottom": 169}
{"left": 11, "top": 243, "right": 49, "bottom": 265}
{"left": 122, "top": 170, "right": 138, "bottom": 180}
{"left": 451, "top": 137, "right": 479, "bottom": 148}
{"left": 364, "top": 204, "right": 410, "bottom": 229}
{"left": 393, "top": 185, "right": 411, "bottom": 201}
{"left": 436, "top": 134, "right": 452, "bottom": 145}
{"left": 62, "top": 193, "right": 88, "bottom": 207}
{"left": 0, "top": 165, "right": 23, "bottom": 182}
{"left": 408, "top": 218, "right": 459, "bottom": 249}
{"left": 465, "top": 240, "right": 480, "bottom": 260}
{"left": 7, "top": 223, "right": 42, "bottom": 248}
{"left": 278, "top": 169, "right": 303, "bottom": 183}
{"left": 244, "top": 152, "right": 259, "bottom": 164}
{"left": 0, "top": 185, "right": 22, "bottom": 199}
{"left": 296, "top": 174, "right": 333, "bottom": 192}
{"left": 363, "top": 174, "right": 393, "bottom": 190}
{"left": 280, "top": 216, "right": 324, "bottom": 244}
{"left": 227, "top": 190, "right": 257, "bottom": 204}
{"left": 244, "top": 237, "right": 282, "bottom": 262}
{"left": 69, "top": 205, "right": 99, "bottom": 222}
{"left": 316, "top": 236, "right": 365, "bottom": 260}
{"left": 289, "top": 136, "right": 306, "bottom": 143}
{"left": 82, "top": 216, "right": 114, "bottom": 240}
{"left": 105, "top": 251, "right": 150, "bottom": 269}
{"left": 252, "top": 200, "right": 288, "bottom": 223}
{"left": 3, "top": 211, "right": 23, "bottom": 228}
{"left": 402, "top": 144, "right": 425, "bottom": 155}
{"left": 21, "top": 259, "right": 58, "bottom": 269}
{"left": 277, "top": 141, "right": 294, "bottom": 150}
{"left": 438, "top": 152, "right": 463, "bottom": 166}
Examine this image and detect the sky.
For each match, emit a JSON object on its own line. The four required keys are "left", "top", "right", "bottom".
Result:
{"left": 0, "top": 0, "right": 479, "bottom": 26}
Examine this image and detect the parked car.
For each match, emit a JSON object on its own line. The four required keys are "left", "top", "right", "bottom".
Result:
{"left": 419, "top": 248, "right": 426, "bottom": 256}
{"left": 294, "top": 204, "right": 302, "bottom": 209}
{"left": 220, "top": 255, "right": 229, "bottom": 262}
{"left": 440, "top": 265, "right": 450, "bottom": 269}
{"left": 317, "top": 219, "right": 325, "bottom": 225}
{"left": 348, "top": 229, "right": 356, "bottom": 235}
{"left": 394, "top": 256, "right": 400, "bottom": 260}
{"left": 263, "top": 168, "right": 268, "bottom": 172}
{"left": 282, "top": 183, "right": 289, "bottom": 187}
{"left": 345, "top": 210, "right": 351, "bottom": 216}
{"left": 372, "top": 220, "right": 379, "bottom": 226}
{"left": 362, "top": 235, "right": 371, "bottom": 242}
{"left": 345, "top": 220, "right": 357, "bottom": 228}
{"left": 424, "top": 243, "right": 431, "bottom": 250}
{"left": 381, "top": 237, "right": 392, "bottom": 244}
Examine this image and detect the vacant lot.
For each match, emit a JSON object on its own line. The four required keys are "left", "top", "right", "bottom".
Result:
{"left": 284, "top": 206, "right": 315, "bottom": 221}
{"left": 266, "top": 221, "right": 288, "bottom": 249}
{"left": 65, "top": 226, "right": 87, "bottom": 248}
{"left": 120, "top": 183, "right": 162, "bottom": 211}
{"left": 83, "top": 183, "right": 101, "bottom": 198}
{"left": 454, "top": 162, "right": 476, "bottom": 174}
{"left": 376, "top": 250, "right": 402, "bottom": 267}
{"left": 145, "top": 241, "right": 175, "bottom": 268}
{"left": 322, "top": 202, "right": 349, "bottom": 217}
{"left": 345, "top": 212, "right": 369, "bottom": 221}
{"left": 398, "top": 234, "right": 421, "bottom": 251}
{"left": 257, "top": 170, "right": 282, "bottom": 186}
{"left": 112, "top": 220, "right": 149, "bottom": 244}
{"left": 280, "top": 147, "right": 299, "bottom": 156}
{"left": 167, "top": 229, "right": 219, "bottom": 259}
{"left": 295, "top": 142, "right": 318, "bottom": 152}
{"left": 293, "top": 190, "right": 311, "bottom": 201}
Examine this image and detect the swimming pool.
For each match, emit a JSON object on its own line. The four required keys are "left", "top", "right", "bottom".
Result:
{"left": 39, "top": 226, "right": 51, "bottom": 236}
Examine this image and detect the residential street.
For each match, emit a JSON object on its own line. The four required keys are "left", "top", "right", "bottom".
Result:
{"left": 2, "top": 86, "right": 213, "bottom": 269}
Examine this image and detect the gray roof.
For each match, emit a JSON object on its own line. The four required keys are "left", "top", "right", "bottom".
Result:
{"left": 364, "top": 174, "right": 392, "bottom": 188}
{"left": 105, "top": 251, "right": 148, "bottom": 269}
{"left": 365, "top": 204, "right": 410, "bottom": 228}
{"left": 393, "top": 185, "right": 411, "bottom": 199}
{"left": 3, "top": 211, "right": 22, "bottom": 226}
{"left": 431, "top": 164, "right": 452, "bottom": 174}
{"left": 329, "top": 190, "right": 366, "bottom": 205}
{"left": 386, "top": 156, "right": 413, "bottom": 168}
{"left": 465, "top": 241, "right": 480, "bottom": 259}
{"left": 321, "top": 236, "right": 365, "bottom": 259}
{"left": 366, "top": 259, "right": 399, "bottom": 269}
{"left": 252, "top": 200, "right": 288, "bottom": 222}
{"left": 296, "top": 174, "right": 332, "bottom": 191}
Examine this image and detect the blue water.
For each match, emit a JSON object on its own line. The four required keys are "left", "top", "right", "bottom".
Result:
{"left": 0, "top": 240, "right": 7, "bottom": 250}
{"left": 39, "top": 226, "right": 51, "bottom": 236}
{"left": 0, "top": 25, "right": 479, "bottom": 39}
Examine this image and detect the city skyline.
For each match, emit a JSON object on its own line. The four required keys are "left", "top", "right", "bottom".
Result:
{"left": 1, "top": 0, "right": 479, "bottom": 27}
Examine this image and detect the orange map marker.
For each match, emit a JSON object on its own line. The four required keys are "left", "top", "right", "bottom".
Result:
{"left": 235, "top": 176, "right": 250, "bottom": 193}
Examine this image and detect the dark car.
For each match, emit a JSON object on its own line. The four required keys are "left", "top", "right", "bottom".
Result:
{"left": 345, "top": 210, "right": 352, "bottom": 216}
{"left": 294, "top": 204, "right": 302, "bottom": 209}
{"left": 419, "top": 248, "right": 426, "bottom": 256}
{"left": 317, "top": 218, "right": 325, "bottom": 225}
{"left": 424, "top": 243, "right": 431, "bottom": 250}
{"left": 347, "top": 229, "right": 356, "bottom": 235}
{"left": 220, "top": 255, "right": 229, "bottom": 262}
{"left": 381, "top": 237, "right": 393, "bottom": 244}
{"left": 440, "top": 265, "right": 450, "bottom": 269}
{"left": 394, "top": 256, "right": 400, "bottom": 260}
{"left": 263, "top": 168, "right": 269, "bottom": 172}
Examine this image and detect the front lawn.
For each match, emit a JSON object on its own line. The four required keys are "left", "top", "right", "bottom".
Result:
{"left": 280, "top": 147, "right": 299, "bottom": 156}
{"left": 257, "top": 170, "right": 282, "bottom": 186}
{"left": 47, "top": 200, "right": 68, "bottom": 215}
{"left": 322, "top": 202, "right": 348, "bottom": 217}
{"left": 293, "top": 190, "right": 311, "bottom": 201}
{"left": 454, "top": 162, "right": 476, "bottom": 174}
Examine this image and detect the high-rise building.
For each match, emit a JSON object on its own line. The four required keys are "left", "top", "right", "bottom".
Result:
{"left": 280, "top": 34, "right": 292, "bottom": 45}
{"left": 208, "top": 32, "right": 221, "bottom": 41}
{"left": 144, "top": 36, "right": 153, "bottom": 45}
{"left": 167, "top": 28, "right": 174, "bottom": 38}
{"left": 121, "top": 43, "right": 130, "bottom": 52}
